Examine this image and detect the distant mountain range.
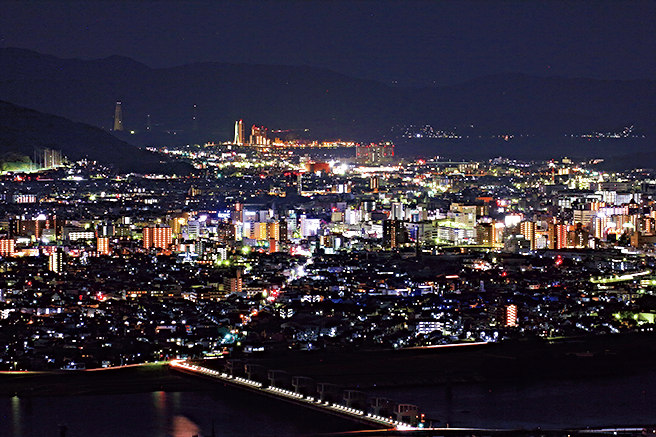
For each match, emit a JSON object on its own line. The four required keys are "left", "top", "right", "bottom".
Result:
{"left": 0, "top": 47, "right": 654, "bottom": 165}
{"left": 0, "top": 100, "right": 192, "bottom": 175}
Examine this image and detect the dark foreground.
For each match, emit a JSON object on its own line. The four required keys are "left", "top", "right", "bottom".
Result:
{"left": 2, "top": 333, "right": 656, "bottom": 397}
{"left": 1, "top": 333, "right": 655, "bottom": 437}
{"left": 0, "top": 363, "right": 202, "bottom": 397}
{"left": 203, "top": 332, "right": 656, "bottom": 388}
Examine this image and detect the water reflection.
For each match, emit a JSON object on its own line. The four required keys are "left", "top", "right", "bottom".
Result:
{"left": 172, "top": 415, "right": 201, "bottom": 437}
{"left": 152, "top": 391, "right": 167, "bottom": 437}
{"left": 172, "top": 391, "right": 181, "bottom": 410}
{"left": 11, "top": 396, "right": 21, "bottom": 437}
{"left": 0, "top": 389, "right": 383, "bottom": 436}
{"left": 444, "top": 375, "right": 453, "bottom": 427}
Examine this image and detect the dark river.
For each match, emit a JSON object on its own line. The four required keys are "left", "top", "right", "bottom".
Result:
{"left": 0, "top": 386, "right": 361, "bottom": 437}
{"left": 368, "top": 369, "right": 656, "bottom": 429}
{"left": 1, "top": 369, "right": 655, "bottom": 436}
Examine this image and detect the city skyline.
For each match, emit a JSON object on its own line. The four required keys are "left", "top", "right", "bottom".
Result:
{"left": 2, "top": 140, "right": 656, "bottom": 434}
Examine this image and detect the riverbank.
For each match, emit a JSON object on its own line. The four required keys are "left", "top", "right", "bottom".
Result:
{"left": 2, "top": 332, "right": 655, "bottom": 397}
{"left": 0, "top": 363, "right": 205, "bottom": 397}
{"left": 211, "top": 331, "right": 656, "bottom": 388}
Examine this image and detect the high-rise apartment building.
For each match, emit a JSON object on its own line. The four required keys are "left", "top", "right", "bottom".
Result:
{"left": 223, "top": 270, "right": 242, "bottom": 295}
{"left": 567, "top": 223, "right": 589, "bottom": 248}
{"left": 519, "top": 221, "right": 536, "bottom": 250}
{"left": 49, "top": 250, "right": 64, "bottom": 274}
{"left": 143, "top": 225, "right": 172, "bottom": 250}
{"left": 97, "top": 237, "right": 110, "bottom": 255}
{"left": 233, "top": 120, "right": 244, "bottom": 145}
{"left": 278, "top": 219, "right": 288, "bottom": 243}
{"left": 548, "top": 222, "right": 567, "bottom": 249}
{"left": 476, "top": 222, "right": 496, "bottom": 247}
{"left": 502, "top": 304, "right": 518, "bottom": 327}
{"left": 355, "top": 142, "right": 395, "bottom": 164}
{"left": 383, "top": 220, "right": 407, "bottom": 248}
{"left": 0, "top": 239, "right": 15, "bottom": 257}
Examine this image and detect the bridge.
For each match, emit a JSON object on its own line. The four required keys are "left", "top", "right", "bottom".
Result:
{"left": 170, "top": 360, "right": 655, "bottom": 436}
{"left": 169, "top": 360, "right": 414, "bottom": 430}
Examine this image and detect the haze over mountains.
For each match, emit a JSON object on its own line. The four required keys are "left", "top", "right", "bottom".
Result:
{"left": 0, "top": 47, "right": 654, "bottom": 167}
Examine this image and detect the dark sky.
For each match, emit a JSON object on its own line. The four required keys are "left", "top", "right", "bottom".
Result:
{"left": 1, "top": 0, "right": 655, "bottom": 87}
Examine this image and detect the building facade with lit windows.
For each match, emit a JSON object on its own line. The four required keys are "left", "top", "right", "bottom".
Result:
{"left": 519, "top": 221, "right": 536, "bottom": 250}
{"left": 502, "top": 304, "right": 518, "bottom": 327}
{"left": 476, "top": 222, "right": 496, "bottom": 247}
{"left": 143, "top": 225, "right": 173, "bottom": 250}
{"left": 48, "top": 250, "right": 64, "bottom": 274}
{"left": 548, "top": 222, "right": 568, "bottom": 250}
{"left": 233, "top": 119, "right": 245, "bottom": 145}
{"left": 249, "top": 125, "right": 269, "bottom": 146}
{"left": 0, "top": 238, "right": 15, "bottom": 257}
{"left": 355, "top": 142, "right": 394, "bottom": 164}
{"left": 97, "top": 237, "right": 110, "bottom": 255}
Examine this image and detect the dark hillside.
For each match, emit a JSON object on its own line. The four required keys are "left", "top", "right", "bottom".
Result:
{"left": 0, "top": 100, "right": 192, "bottom": 175}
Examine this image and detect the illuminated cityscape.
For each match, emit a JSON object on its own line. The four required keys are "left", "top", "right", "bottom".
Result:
{"left": 2, "top": 118, "right": 656, "bottom": 435}
{"left": 0, "top": 1, "right": 655, "bottom": 436}
{"left": 2, "top": 131, "right": 656, "bottom": 362}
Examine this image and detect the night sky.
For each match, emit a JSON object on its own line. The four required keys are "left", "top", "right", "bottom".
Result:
{"left": 1, "top": 1, "right": 655, "bottom": 87}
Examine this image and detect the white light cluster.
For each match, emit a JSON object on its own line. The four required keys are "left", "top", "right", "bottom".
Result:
{"left": 170, "top": 360, "right": 415, "bottom": 430}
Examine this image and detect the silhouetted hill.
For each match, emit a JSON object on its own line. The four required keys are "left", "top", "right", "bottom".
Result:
{"left": 0, "top": 48, "right": 654, "bottom": 159}
{"left": 0, "top": 100, "right": 192, "bottom": 175}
